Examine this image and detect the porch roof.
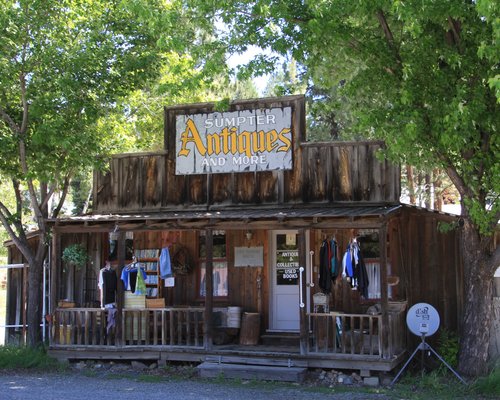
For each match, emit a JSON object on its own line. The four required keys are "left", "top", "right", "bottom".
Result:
{"left": 48, "top": 204, "right": 402, "bottom": 232}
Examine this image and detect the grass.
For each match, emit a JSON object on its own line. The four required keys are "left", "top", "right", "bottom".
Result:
{"left": 0, "top": 345, "right": 63, "bottom": 371}
{"left": 471, "top": 367, "right": 500, "bottom": 398}
{"left": 386, "top": 368, "right": 500, "bottom": 399}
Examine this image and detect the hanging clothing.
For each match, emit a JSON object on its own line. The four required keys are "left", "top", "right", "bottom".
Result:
{"left": 159, "top": 247, "right": 172, "bottom": 279}
{"left": 319, "top": 240, "right": 332, "bottom": 293}
{"left": 107, "top": 308, "right": 117, "bottom": 334}
{"left": 121, "top": 264, "right": 147, "bottom": 294}
{"left": 330, "top": 239, "right": 339, "bottom": 280}
{"left": 99, "top": 267, "right": 117, "bottom": 306}
{"left": 356, "top": 251, "right": 370, "bottom": 299}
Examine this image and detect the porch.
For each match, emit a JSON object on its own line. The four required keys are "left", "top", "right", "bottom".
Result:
{"left": 48, "top": 306, "right": 407, "bottom": 373}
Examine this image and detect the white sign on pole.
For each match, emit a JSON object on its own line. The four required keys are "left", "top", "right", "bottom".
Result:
{"left": 175, "top": 107, "right": 293, "bottom": 175}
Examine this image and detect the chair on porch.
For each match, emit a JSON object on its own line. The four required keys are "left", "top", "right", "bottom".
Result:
{"left": 313, "top": 292, "right": 329, "bottom": 313}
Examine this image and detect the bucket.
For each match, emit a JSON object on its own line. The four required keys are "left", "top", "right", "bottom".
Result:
{"left": 227, "top": 306, "right": 242, "bottom": 328}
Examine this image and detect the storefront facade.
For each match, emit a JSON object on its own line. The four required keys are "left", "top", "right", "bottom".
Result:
{"left": 5, "top": 95, "right": 463, "bottom": 374}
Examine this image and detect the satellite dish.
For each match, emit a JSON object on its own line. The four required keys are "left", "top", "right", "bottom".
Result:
{"left": 406, "top": 302, "right": 440, "bottom": 337}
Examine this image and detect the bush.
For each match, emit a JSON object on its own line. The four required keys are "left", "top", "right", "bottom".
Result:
{"left": 437, "top": 329, "right": 459, "bottom": 369}
{"left": 0, "top": 345, "right": 61, "bottom": 370}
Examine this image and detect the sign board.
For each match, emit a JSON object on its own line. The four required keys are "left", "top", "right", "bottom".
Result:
{"left": 406, "top": 302, "right": 440, "bottom": 337}
{"left": 175, "top": 107, "right": 293, "bottom": 175}
{"left": 234, "top": 246, "right": 264, "bottom": 267}
{"left": 276, "top": 248, "right": 299, "bottom": 285}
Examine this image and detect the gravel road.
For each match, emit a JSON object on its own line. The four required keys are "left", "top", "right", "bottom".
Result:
{"left": 0, "top": 370, "right": 392, "bottom": 400}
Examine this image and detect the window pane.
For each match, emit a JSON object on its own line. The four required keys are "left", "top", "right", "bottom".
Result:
{"left": 199, "top": 261, "right": 228, "bottom": 297}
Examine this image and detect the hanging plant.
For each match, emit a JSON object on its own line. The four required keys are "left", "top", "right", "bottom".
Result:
{"left": 62, "top": 244, "right": 89, "bottom": 270}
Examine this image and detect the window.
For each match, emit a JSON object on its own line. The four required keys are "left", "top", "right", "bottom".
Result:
{"left": 358, "top": 231, "right": 383, "bottom": 300}
{"left": 199, "top": 231, "right": 228, "bottom": 297}
{"left": 108, "top": 231, "right": 134, "bottom": 261}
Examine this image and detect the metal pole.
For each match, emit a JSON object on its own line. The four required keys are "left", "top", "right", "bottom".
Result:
{"left": 42, "top": 261, "right": 46, "bottom": 342}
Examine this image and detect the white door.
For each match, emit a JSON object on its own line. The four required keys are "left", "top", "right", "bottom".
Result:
{"left": 270, "top": 230, "right": 307, "bottom": 331}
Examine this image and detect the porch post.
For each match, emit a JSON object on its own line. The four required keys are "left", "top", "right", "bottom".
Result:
{"left": 379, "top": 223, "right": 390, "bottom": 358}
{"left": 115, "top": 230, "right": 126, "bottom": 345}
{"left": 203, "top": 228, "right": 214, "bottom": 350}
{"left": 298, "top": 229, "right": 308, "bottom": 355}
{"left": 50, "top": 231, "right": 60, "bottom": 316}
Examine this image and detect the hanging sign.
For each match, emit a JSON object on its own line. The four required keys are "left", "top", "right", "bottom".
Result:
{"left": 276, "top": 249, "right": 299, "bottom": 285}
{"left": 175, "top": 107, "right": 293, "bottom": 175}
{"left": 234, "top": 246, "right": 264, "bottom": 267}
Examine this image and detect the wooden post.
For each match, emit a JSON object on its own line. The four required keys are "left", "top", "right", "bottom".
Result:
{"left": 115, "top": 230, "right": 126, "bottom": 345}
{"left": 204, "top": 229, "right": 214, "bottom": 350}
{"left": 298, "top": 229, "right": 308, "bottom": 355}
{"left": 50, "top": 232, "right": 60, "bottom": 315}
{"left": 379, "top": 223, "right": 390, "bottom": 358}
{"left": 22, "top": 263, "right": 27, "bottom": 345}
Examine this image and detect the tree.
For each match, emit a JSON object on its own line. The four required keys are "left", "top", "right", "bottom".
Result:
{"left": 0, "top": 0, "right": 224, "bottom": 346}
{"left": 190, "top": 0, "right": 500, "bottom": 376}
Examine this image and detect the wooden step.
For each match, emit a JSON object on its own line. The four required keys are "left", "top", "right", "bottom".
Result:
{"left": 205, "top": 355, "right": 307, "bottom": 368}
{"left": 260, "top": 332, "right": 300, "bottom": 346}
{"left": 197, "top": 362, "right": 307, "bottom": 382}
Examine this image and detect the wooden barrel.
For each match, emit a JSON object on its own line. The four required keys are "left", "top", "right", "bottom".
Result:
{"left": 239, "top": 312, "right": 261, "bottom": 345}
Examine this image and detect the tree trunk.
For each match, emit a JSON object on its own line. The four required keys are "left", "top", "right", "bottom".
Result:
{"left": 406, "top": 164, "right": 416, "bottom": 204}
{"left": 457, "top": 221, "right": 494, "bottom": 377}
{"left": 27, "top": 257, "right": 44, "bottom": 346}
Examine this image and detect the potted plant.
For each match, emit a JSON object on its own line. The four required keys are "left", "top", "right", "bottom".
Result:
{"left": 62, "top": 243, "right": 89, "bottom": 270}
{"left": 61, "top": 243, "right": 89, "bottom": 304}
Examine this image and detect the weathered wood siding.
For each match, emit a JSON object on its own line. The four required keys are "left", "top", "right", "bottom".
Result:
{"left": 396, "top": 208, "right": 464, "bottom": 348}
{"left": 93, "top": 96, "right": 400, "bottom": 213}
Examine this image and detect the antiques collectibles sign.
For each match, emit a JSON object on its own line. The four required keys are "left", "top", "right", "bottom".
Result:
{"left": 175, "top": 107, "right": 293, "bottom": 175}
{"left": 276, "top": 248, "right": 299, "bottom": 285}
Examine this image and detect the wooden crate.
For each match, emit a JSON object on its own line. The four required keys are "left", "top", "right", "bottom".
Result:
{"left": 124, "top": 292, "right": 146, "bottom": 309}
{"left": 146, "top": 298, "right": 165, "bottom": 308}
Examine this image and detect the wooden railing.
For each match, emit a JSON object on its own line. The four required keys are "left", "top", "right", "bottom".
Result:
{"left": 51, "top": 307, "right": 204, "bottom": 348}
{"left": 308, "top": 312, "right": 405, "bottom": 358}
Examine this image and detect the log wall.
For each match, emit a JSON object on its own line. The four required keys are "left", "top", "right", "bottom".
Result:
{"left": 93, "top": 96, "right": 400, "bottom": 213}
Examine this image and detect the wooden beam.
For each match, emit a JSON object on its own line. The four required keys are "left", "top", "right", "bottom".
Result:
{"left": 379, "top": 223, "right": 389, "bottom": 359}
{"left": 298, "top": 229, "right": 308, "bottom": 355}
{"left": 204, "top": 229, "right": 213, "bottom": 351}
{"left": 116, "top": 231, "right": 126, "bottom": 345}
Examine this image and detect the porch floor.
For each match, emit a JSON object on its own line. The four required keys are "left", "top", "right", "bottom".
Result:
{"left": 48, "top": 342, "right": 406, "bottom": 374}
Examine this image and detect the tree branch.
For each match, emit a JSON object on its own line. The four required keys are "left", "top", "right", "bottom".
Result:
{"left": 376, "top": 9, "right": 402, "bottom": 66}
{"left": 447, "top": 17, "right": 462, "bottom": 54}
{"left": 51, "top": 175, "right": 71, "bottom": 218}
{"left": 19, "top": 72, "right": 29, "bottom": 135}
{"left": 18, "top": 138, "right": 44, "bottom": 226}
{"left": 0, "top": 106, "right": 20, "bottom": 134}
{"left": 11, "top": 179, "right": 28, "bottom": 240}
{"left": 0, "top": 201, "right": 21, "bottom": 246}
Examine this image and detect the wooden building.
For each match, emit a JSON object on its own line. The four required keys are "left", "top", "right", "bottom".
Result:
{"left": 4, "top": 95, "right": 463, "bottom": 377}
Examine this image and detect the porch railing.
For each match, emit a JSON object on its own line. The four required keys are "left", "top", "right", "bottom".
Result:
{"left": 308, "top": 312, "right": 406, "bottom": 358}
{"left": 51, "top": 307, "right": 204, "bottom": 348}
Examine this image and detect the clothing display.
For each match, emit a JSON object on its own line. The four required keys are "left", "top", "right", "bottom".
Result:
{"left": 121, "top": 263, "right": 147, "bottom": 294}
{"left": 159, "top": 247, "right": 172, "bottom": 279}
{"left": 98, "top": 266, "right": 118, "bottom": 307}
{"left": 341, "top": 239, "right": 370, "bottom": 299}
{"left": 319, "top": 237, "right": 339, "bottom": 294}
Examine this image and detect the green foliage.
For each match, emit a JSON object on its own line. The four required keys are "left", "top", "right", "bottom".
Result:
{"left": 61, "top": 244, "right": 89, "bottom": 270}
{"left": 0, "top": 345, "right": 62, "bottom": 370}
{"left": 396, "top": 370, "right": 472, "bottom": 399}
{"left": 471, "top": 367, "right": 500, "bottom": 397}
{"left": 438, "top": 330, "right": 460, "bottom": 369}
